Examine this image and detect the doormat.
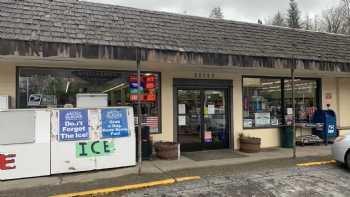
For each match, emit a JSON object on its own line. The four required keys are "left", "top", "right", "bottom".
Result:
{"left": 182, "top": 150, "right": 247, "bottom": 162}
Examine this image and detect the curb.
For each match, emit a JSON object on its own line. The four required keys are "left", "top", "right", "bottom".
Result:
{"left": 50, "top": 176, "right": 201, "bottom": 197}
{"left": 296, "top": 160, "right": 336, "bottom": 167}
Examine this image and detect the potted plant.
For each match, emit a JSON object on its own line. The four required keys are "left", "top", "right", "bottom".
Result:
{"left": 239, "top": 133, "right": 261, "bottom": 153}
{"left": 154, "top": 141, "right": 179, "bottom": 160}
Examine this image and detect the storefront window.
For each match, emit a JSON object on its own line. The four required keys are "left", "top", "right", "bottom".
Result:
{"left": 284, "top": 79, "right": 318, "bottom": 123}
{"left": 17, "top": 67, "right": 161, "bottom": 133}
{"left": 243, "top": 78, "right": 282, "bottom": 128}
{"left": 243, "top": 77, "right": 320, "bottom": 129}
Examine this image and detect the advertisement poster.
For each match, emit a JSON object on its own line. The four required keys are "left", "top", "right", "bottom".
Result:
{"left": 101, "top": 108, "right": 129, "bottom": 138}
{"left": 178, "top": 115, "right": 186, "bottom": 126}
{"left": 254, "top": 112, "right": 271, "bottom": 127}
{"left": 208, "top": 105, "right": 215, "bottom": 115}
{"left": 59, "top": 109, "right": 89, "bottom": 141}
{"left": 243, "top": 119, "right": 253, "bottom": 128}
{"left": 178, "top": 104, "right": 186, "bottom": 114}
{"left": 204, "top": 131, "right": 212, "bottom": 143}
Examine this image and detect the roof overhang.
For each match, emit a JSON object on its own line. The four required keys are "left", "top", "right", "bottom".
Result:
{"left": 1, "top": 39, "right": 350, "bottom": 73}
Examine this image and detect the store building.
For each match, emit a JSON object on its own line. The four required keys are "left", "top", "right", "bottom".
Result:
{"left": 1, "top": 0, "right": 350, "bottom": 152}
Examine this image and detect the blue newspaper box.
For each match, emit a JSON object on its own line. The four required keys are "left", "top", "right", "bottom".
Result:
{"left": 312, "top": 110, "right": 338, "bottom": 144}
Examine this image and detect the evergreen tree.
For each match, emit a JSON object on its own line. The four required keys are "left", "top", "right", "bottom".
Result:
{"left": 288, "top": 0, "right": 301, "bottom": 28}
{"left": 272, "top": 11, "right": 286, "bottom": 26}
{"left": 209, "top": 7, "right": 224, "bottom": 19}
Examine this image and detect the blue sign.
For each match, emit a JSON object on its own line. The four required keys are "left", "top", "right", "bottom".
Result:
{"left": 59, "top": 109, "right": 89, "bottom": 141}
{"left": 101, "top": 108, "right": 129, "bottom": 138}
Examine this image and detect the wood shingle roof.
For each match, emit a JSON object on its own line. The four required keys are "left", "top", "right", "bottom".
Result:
{"left": 1, "top": 0, "right": 350, "bottom": 63}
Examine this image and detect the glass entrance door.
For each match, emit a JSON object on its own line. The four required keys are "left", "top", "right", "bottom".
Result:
{"left": 203, "top": 90, "right": 228, "bottom": 149}
{"left": 176, "top": 88, "right": 229, "bottom": 151}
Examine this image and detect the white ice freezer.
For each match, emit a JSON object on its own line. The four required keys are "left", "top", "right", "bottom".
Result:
{"left": 0, "top": 110, "right": 51, "bottom": 180}
{"left": 50, "top": 107, "right": 136, "bottom": 174}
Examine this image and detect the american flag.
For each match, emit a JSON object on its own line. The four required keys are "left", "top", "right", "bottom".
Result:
{"left": 143, "top": 116, "right": 159, "bottom": 133}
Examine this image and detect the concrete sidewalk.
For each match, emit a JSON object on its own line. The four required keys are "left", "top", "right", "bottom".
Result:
{"left": 0, "top": 146, "right": 331, "bottom": 192}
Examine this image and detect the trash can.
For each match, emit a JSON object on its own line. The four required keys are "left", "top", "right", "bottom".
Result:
{"left": 136, "top": 126, "right": 153, "bottom": 161}
{"left": 312, "top": 110, "right": 338, "bottom": 144}
{"left": 280, "top": 126, "right": 294, "bottom": 148}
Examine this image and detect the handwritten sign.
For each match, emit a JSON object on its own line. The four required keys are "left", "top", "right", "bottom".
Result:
{"left": 59, "top": 109, "right": 89, "bottom": 141}
{"left": 101, "top": 109, "right": 129, "bottom": 138}
{"left": 76, "top": 141, "right": 115, "bottom": 158}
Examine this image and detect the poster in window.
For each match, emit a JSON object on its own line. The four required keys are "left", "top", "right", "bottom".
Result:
{"left": 178, "top": 115, "right": 186, "bottom": 126}
{"left": 59, "top": 109, "right": 89, "bottom": 141}
{"left": 271, "top": 117, "right": 279, "bottom": 126}
{"left": 204, "top": 131, "right": 212, "bottom": 143}
{"left": 28, "top": 94, "right": 42, "bottom": 106}
{"left": 101, "top": 108, "right": 129, "bottom": 138}
{"left": 208, "top": 105, "right": 215, "bottom": 115}
{"left": 178, "top": 104, "right": 186, "bottom": 114}
{"left": 243, "top": 119, "right": 253, "bottom": 128}
{"left": 255, "top": 113, "right": 271, "bottom": 127}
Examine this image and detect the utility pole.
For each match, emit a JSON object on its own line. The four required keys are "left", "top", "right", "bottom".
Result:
{"left": 291, "top": 65, "right": 296, "bottom": 159}
{"left": 136, "top": 48, "right": 142, "bottom": 175}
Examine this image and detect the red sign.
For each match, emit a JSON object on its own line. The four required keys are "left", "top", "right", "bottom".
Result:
{"left": 0, "top": 154, "right": 16, "bottom": 170}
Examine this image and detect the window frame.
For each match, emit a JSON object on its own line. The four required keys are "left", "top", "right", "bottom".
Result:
{"left": 16, "top": 66, "right": 163, "bottom": 134}
{"left": 242, "top": 75, "right": 322, "bottom": 129}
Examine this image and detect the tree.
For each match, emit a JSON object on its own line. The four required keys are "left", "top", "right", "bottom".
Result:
{"left": 341, "top": 0, "right": 350, "bottom": 34}
{"left": 287, "top": 0, "right": 301, "bottom": 28}
{"left": 303, "top": 14, "right": 313, "bottom": 30}
{"left": 272, "top": 11, "right": 286, "bottom": 27}
{"left": 313, "top": 15, "right": 322, "bottom": 32}
{"left": 322, "top": 5, "right": 347, "bottom": 33}
{"left": 209, "top": 7, "right": 224, "bottom": 19}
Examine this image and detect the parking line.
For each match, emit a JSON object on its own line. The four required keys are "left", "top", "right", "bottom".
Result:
{"left": 50, "top": 176, "right": 201, "bottom": 197}
{"left": 297, "top": 160, "right": 336, "bottom": 167}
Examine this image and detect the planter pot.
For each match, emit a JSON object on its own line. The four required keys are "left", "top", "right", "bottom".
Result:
{"left": 239, "top": 137, "right": 261, "bottom": 153}
{"left": 154, "top": 142, "right": 179, "bottom": 160}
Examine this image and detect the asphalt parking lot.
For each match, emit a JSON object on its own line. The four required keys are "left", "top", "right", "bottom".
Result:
{"left": 0, "top": 154, "right": 341, "bottom": 197}
{"left": 114, "top": 164, "right": 350, "bottom": 197}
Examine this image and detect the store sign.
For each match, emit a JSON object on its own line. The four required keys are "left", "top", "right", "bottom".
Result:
{"left": 76, "top": 141, "right": 115, "bottom": 158}
{"left": 129, "top": 74, "right": 156, "bottom": 102}
{"left": 0, "top": 154, "right": 16, "bottom": 170}
{"left": 59, "top": 109, "right": 89, "bottom": 141}
{"left": 101, "top": 109, "right": 129, "bottom": 138}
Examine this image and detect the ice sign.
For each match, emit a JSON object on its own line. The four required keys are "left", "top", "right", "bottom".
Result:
{"left": 59, "top": 109, "right": 89, "bottom": 141}
{"left": 101, "top": 108, "right": 129, "bottom": 138}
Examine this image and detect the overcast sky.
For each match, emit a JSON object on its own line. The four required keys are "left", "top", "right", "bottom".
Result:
{"left": 85, "top": 0, "right": 337, "bottom": 23}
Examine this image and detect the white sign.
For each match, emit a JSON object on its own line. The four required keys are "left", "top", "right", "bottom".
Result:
{"left": 178, "top": 104, "right": 186, "bottom": 114}
{"left": 208, "top": 105, "right": 215, "bottom": 115}
{"left": 178, "top": 115, "right": 186, "bottom": 126}
{"left": 255, "top": 113, "right": 271, "bottom": 127}
{"left": 287, "top": 108, "right": 293, "bottom": 115}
